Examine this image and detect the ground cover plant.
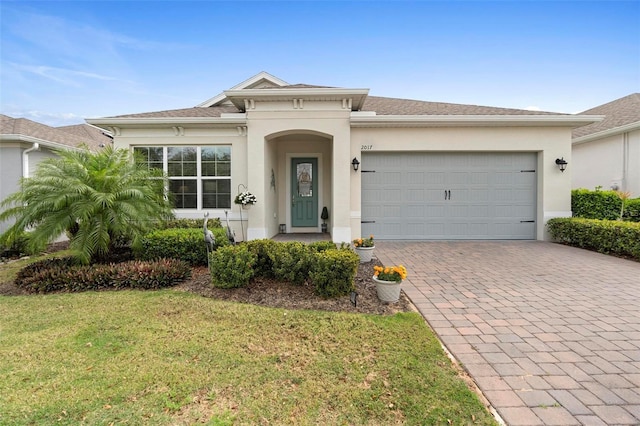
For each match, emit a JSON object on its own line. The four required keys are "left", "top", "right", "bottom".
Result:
{"left": 0, "top": 290, "right": 496, "bottom": 425}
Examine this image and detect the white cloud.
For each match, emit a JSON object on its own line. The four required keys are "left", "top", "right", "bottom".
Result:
{"left": 3, "top": 107, "right": 85, "bottom": 127}
{"left": 524, "top": 106, "right": 542, "bottom": 111}
{"left": 9, "top": 63, "right": 129, "bottom": 87}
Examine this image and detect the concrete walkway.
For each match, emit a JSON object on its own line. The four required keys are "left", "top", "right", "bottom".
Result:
{"left": 376, "top": 241, "right": 640, "bottom": 426}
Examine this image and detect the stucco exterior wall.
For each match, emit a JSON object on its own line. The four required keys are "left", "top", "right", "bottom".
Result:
{"left": 573, "top": 129, "right": 640, "bottom": 196}
{"left": 350, "top": 126, "right": 573, "bottom": 240}
{"left": 0, "top": 146, "right": 22, "bottom": 233}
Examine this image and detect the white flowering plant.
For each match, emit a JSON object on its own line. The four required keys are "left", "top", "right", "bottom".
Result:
{"left": 234, "top": 191, "right": 257, "bottom": 205}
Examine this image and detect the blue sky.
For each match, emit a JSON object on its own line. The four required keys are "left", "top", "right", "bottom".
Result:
{"left": 1, "top": 1, "right": 638, "bottom": 126}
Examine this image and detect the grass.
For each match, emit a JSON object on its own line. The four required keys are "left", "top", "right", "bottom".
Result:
{"left": 0, "top": 287, "right": 497, "bottom": 425}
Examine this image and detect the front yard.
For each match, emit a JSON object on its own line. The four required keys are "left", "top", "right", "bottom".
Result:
{"left": 0, "top": 283, "right": 496, "bottom": 425}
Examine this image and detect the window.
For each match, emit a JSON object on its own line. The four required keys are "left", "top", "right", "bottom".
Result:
{"left": 134, "top": 146, "right": 231, "bottom": 209}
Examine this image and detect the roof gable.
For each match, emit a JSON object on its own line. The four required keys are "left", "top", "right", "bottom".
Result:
{"left": 197, "top": 71, "right": 289, "bottom": 108}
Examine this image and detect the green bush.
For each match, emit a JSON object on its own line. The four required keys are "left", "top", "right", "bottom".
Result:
{"left": 14, "top": 257, "right": 191, "bottom": 293}
{"left": 572, "top": 188, "right": 622, "bottom": 220}
{"left": 209, "top": 245, "right": 256, "bottom": 288}
{"left": 135, "top": 228, "right": 228, "bottom": 266}
{"left": 0, "top": 231, "right": 47, "bottom": 258}
{"left": 310, "top": 248, "right": 359, "bottom": 297}
{"left": 154, "top": 218, "right": 222, "bottom": 230}
{"left": 245, "top": 239, "right": 278, "bottom": 278}
{"left": 307, "top": 240, "right": 338, "bottom": 252}
{"left": 268, "top": 242, "right": 314, "bottom": 285}
{"left": 547, "top": 218, "right": 640, "bottom": 261}
{"left": 624, "top": 198, "right": 640, "bottom": 222}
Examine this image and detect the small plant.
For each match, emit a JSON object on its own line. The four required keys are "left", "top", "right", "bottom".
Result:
{"left": 234, "top": 191, "right": 257, "bottom": 206}
{"left": 615, "top": 190, "right": 631, "bottom": 220}
{"left": 374, "top": 264, "right": 408, "bottom": 282}
{"left": 310, "top": 248, "right": 359, "bottom": 298}
{"left": 353, "top": 235, "right": 374, "bottom": 248}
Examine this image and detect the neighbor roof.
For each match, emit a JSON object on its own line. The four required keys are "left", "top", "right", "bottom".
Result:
{"left": 0, "top": 114, "right": 112, "bottom": 151}
{"left": 573, "top": 93, "right": 640, "bottom": 139}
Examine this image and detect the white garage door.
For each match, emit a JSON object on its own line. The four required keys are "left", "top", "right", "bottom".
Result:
{"left": 361, "top": 152, "right": 537, "bottom": 240}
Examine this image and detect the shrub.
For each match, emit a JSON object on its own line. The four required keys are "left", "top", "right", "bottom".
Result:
{"left": 572, "top": 188, "right": 622, "bottom": 220}
{"left": 547, "top": 218, "right": 640, "bottom": 261}
{"left": 310, "top": 248, "right": 359, "bottom": 297}
{"left": 14, "top": 257, "right": 190, "bottom": 293}
{"left": 154, "top": 218, "right": 222, "bottom": 230}
{"left": 135, "top": 228, "right": 228, "bottom": 266}
{"left": 307, "top": 240, "right": 337, "bottom": 252}
{"left": 268, "top": 242, "right": 314, "bottom": 285}
{"left": 0, "top": 231, "right": 47, "bottom": 259}
{"left": 245, "top": 239, "right": 278, "bottom": 278}
{"left": 209, "top": 245, "right": 256, "bottom": 288}
{"left": 624, "top": 198, "right": 640, "bottom": 222}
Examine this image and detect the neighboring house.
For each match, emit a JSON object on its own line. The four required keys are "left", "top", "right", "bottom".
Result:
{"left": 87, "top": 72, "right": 599, "bottom": 243}
{"left": 0, "top": 114, "right": 112, "bottom": 232}
{"left": 572, "top": 93, "right": 640, "bottom": 196}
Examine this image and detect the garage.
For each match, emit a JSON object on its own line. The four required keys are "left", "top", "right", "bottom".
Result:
{"left": 361, "top": 152, "right": 537, "bottom": 240}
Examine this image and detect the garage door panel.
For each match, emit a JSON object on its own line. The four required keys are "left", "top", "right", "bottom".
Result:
{"left": 361, "top": 152, "right": 537, "bottom": 240}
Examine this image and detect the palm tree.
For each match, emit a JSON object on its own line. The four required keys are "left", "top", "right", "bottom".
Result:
{"left": 0, "top": 146, "right": 174, "bottom": 264}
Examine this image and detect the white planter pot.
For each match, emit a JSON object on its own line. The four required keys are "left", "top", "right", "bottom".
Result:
{"left": 355, "top": 246, "right": 374, "bottom": 263}
{"left": 241, "top": 204, "right": 251, "bottom": 210}
{"left": 373, "top": 276, "right": 402, "bottom": 303}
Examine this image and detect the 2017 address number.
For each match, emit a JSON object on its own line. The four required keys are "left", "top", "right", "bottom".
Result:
{"left": 361, "top": 145, "right": 373, "bottom": 150}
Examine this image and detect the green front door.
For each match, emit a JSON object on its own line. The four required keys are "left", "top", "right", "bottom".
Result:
{"left": 291, "top": 158, "right": 318, "bottom": 227}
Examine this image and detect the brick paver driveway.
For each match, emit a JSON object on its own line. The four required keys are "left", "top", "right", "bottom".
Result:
{"left": 376, "top": 241, "right": 640, "bottom": 426}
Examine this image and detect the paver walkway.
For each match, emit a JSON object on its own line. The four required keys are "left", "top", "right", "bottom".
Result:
{"left": 376, "top": 241, "right": 640, "bottom": 426}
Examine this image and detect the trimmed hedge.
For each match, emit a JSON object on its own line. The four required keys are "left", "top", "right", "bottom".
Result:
{"left": 14, "top": 257, "right": 191, "bottom": 293}
{"left": 572, "top": 188, "right": 639, "bottom": 221}
{"left": 310, "top": 248, "right": 359, "bottom": 297}
{"left": 209, "top": 245, "right": 257, "bottom": 288}
{"left": 547, "top": 218, "right": 640, "bottom": 261}
{"left": 135, "top": 228, "right": 229, "bottom": 266}
{"left": 211, "top": 240, "right": 357, "bottom": 297}
{"left": 156, "top": 218, "right": 222, "bottom": 230}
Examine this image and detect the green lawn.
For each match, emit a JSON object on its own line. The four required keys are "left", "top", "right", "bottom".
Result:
{"left": 0, "top": 288, "right": 496, "bottom": 425}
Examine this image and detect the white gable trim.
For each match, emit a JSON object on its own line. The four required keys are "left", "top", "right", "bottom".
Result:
{"left": 196, "top": 72, "right": 289, "bottom": 108}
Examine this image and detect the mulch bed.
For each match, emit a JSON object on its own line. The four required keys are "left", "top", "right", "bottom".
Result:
{"left": 1, "top": 243, "right": 414, "bottom": 315}
{"left": 176, "top": 259, "right": 414, "bottom": 315}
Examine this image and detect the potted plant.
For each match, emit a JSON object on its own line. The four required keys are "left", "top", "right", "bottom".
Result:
{"left": 372, "top": 264, "right": 407, "bottom": 303}
{"left": 352, "top": 235, "right": 374, "bottom": 263}
{"left": 321, "top": 207, "right": 329, "bottom": 233}
{"left": 234, "top": 191, "right": 257, "bottom": 209}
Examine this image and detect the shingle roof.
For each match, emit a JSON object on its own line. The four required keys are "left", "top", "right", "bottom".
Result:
{"left": 572, "top": 93, "right": 640, "bottom": 139}
{"left": 107, "top": 93, "right": 559, "bottom": 119}
{"left": 361, "top": 95, "right": 560, "bottom": 116}
{"left": 1, "top": 114, "right": 111, "bottom": 151}
{"left": 109, "top": 105, "right": 240, "bottom": 119}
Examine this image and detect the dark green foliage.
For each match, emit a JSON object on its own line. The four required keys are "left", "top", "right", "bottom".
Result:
{"left": 155, "top": 218, "right": 222, "bottom": 229}
{"left": 0, "top": 231, "right": 47, "bottom": 259}
{"left": 14, "top": 257, "right": 190, "bottom": 293}
{"left": 209, "top": 245, "right": 256, "bottom": 288}
{"left": 245, "top": 239, "right": 278, "bottom": 278}
{"left": 572, "top": 188, "right": 623, "bottom": 220}
{"left": 624, "top": 198, "right": 640, "bottom": 222}
{"left": 135, "top": 228, "right": 228, "bottom": 266}
{"left": 547, "top": 218, "right": 640, "bottom": 261}
{"left": 310, "top": 248, "right": 359, "bottom": 297}
{"left": 307, "top": 240, "right": 337, "bottom": 252}
{"left": 268, "top": 242, "right": 314, "bottom": 285}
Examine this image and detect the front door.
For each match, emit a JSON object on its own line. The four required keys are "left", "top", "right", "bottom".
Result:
{"left": 291, "top": 158, "right": 318, "bottom": 227}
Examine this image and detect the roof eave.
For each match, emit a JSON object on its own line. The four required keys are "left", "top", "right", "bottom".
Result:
{"left": 572, "top": 120, "right": 640, "bottom": 145}
{"left": 86, "top": 116, "right": 248, "bottom": 130}
{"left": 350, "top": 115, "right": 603, "bottom": 128}
{"left": 0, "top": 134, "right": 83, "bottom": 151}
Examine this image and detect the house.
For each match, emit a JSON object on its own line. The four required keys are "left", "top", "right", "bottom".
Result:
{"left": 572, "top": 93, "right": 640, "bottom": 196}
{"left": 87, "top": 72, "right": 599, "bottom": 242}
{"left": 0, "top": 114, "right": 113, "bottom": 232}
